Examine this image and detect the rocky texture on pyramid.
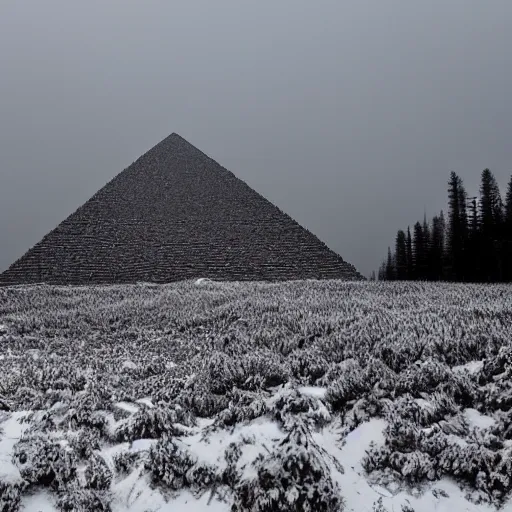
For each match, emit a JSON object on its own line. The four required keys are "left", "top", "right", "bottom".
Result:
{"left": 0, "top": 133, "right": 362, "bottom": 285}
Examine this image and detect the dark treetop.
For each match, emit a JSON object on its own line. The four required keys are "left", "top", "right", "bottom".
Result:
{"left": 0, "top": 133, "right": 362, "bottom": 285}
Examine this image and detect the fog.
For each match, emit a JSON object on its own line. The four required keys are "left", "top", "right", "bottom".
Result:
{"left": 1, "top": 1, "right": 512, "bottom": 276}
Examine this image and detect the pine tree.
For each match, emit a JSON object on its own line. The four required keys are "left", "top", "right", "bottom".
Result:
{"left": 480, "top": 169, "right": 503, "bottom": 238}
{"left": 422, "top": 215, "right": 431, "bottom": 279}
{"left": 413, "top": 222, "right": 424, "bottom": 280}
{"left": 447, "top": 171, "right": 468, "bottom": 281}
{"left": 503, "top": 175, "right": 512, "bottom": 281}
{"left": 467, "top": 196, "right": 480, "bottom": 281}
{"left": 479, "top": 169, "right": 503, "bottom": 281}
{"left": 395, "top": 230, "right": 407, "bottom": 280}
{"left": 406, "top": 227, "right": 413, "bottom": 280}
{"left": 430, "top": 213, "right": 445, "bottom": 281}
{"left": 378, "top": 261, "right": 387, "bottom": 281}
{"left": 385, "top": 247, "right": 395, "bottom": 281}
{"left": 506, "top": 175, "right": 512, "bottom": 235}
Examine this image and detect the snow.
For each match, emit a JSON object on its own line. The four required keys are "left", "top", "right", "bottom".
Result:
{"left": 1, "top": 281, "right": 511, "bottom": 510}
{"left": 21, "top": 491, "right": 57, "bottom": 512}
{"left": 122, "top": 360, "right": 137, "bottom": 370}
{"left": 452, "top": 360, "right": 484, "bottom": 375}
{"left": 115, "top": 401, "right": 140, "bottom": 414}
{"left": 314, "top": 419, "right": 496, "bottom": 512}
{"left": 182, "top": 416, "right": 285, "bottom": 474}
{"left": 111, "top": 466, "right": 169, "bottom": 512}
{"left": 298, "top": 386, "right": 327, "bottom": 399}
{"left": 195, "top": 278, "right": 213, "bottom": 285}
{"left": 135, "top": 397, "right": 154, "bottom": 408}
{"left": 0, "top": 412, "right": 28, "bottom": 484}
{"left": 464, "top": 408, "right": 495, "bottom": 429}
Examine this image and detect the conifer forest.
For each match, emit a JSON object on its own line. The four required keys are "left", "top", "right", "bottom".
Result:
{"left": 378, "top": 170, "right": 512, "bottom": 283}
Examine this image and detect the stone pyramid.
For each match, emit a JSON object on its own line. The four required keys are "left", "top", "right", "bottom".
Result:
{"left": 0, "top": 133, "right": 362, "bottom": 285}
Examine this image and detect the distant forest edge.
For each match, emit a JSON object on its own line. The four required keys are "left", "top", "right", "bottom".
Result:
{"left": 375, "top": 170, "right": 512, "bottom": 282}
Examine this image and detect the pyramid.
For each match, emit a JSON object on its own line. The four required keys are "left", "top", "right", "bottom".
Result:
{"left": 0, "top": 133, "right": 362, "bottom": 285}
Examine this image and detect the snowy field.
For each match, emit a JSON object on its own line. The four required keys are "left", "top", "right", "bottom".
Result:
{"left": 1, "top": 280, "right": 512, "bottom": 512}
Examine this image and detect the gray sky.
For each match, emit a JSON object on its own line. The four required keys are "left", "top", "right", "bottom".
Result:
{"left": 1, "top": 1, "right": 512, "bottom": 277}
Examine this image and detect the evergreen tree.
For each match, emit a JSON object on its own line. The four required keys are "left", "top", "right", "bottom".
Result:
{"left": 479, "top": 169, "right": 503, "bottom": 237}
{"left": 395, "top": 230, "right": 407, "bottom": 280}
{"left": 422, "top": 215, "right": 431, "bottom": 279}
{"left": 406, "top": 227, "right": 413, "bottom": 280}
{"left": 413, "top": 222, "right": 424, "bottom": 280}
{"left": 467, "top": 196, "right": 480, "bottom": 281}
{"left": 430, "top": 213, "right": 445, "bottom": 281}
{"left": 506, "top": 175, "right": 512, "bottom": 235}
{"left": 385, "top": 247, "right": 396, "bottom": 281}
{"left": 502, "top": 175, "right": 512, "bottom": 281}
{"left": 447, "top": 172, "right": 468, "bottom": 281}
{"left": 479, "top": 169, "right": 503, "bottom": 281}
{"left": 378, "top": 261, "right": 387, "bottom": 281}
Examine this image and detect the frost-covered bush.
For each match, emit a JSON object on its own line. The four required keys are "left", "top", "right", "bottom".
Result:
{"left": 68, "top": 427, "right": 102, "bottom": 459}
{"left": 325, "top": 360, "right": 369, "bottom": 411}
{"left": 269, "top": 388, "right": 331, "bottom": 430}
{"left": 115, "top": 404, "right": 195, "bottom": 442}
{"left": 56, "top": 488, "right": 111, "bottom": 511}
{"left": 214, "top": 390, "right": 267, "bottom": 427}
{"left": 146, "top": 437, "right": 217, "bottom": 492}
{"left": 0, "top": 481, "right": 24, "bottom": 512}
{"left": 288, "top": 349, "right": 329, "bottom": 384}
{"left": 201, "top": 351, "right": 288, "bottom": 395}
{"left": 232, "top": 421, "right": 343, "bottom": 512}
{"left": 2, "top": 280, "right": 512, "bottom": 507}
{"left": 13, "top": 433, "right": 77, "bottom": 490}
{"left": 113, "top": 451, "right": 141, "bottom": 476}
{"left": 84, "top": 454, "right": 112, "bottom": 490}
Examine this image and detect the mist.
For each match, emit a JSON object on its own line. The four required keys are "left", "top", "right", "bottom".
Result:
{"left": 1, "top": 0, "right": 512, "bottom": 277}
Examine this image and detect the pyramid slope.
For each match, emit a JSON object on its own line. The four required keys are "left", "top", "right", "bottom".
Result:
{"left": 0, "top": 133, "right": 362, "bottom": 285}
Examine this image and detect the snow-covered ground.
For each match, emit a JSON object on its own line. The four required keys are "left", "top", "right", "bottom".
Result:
{"left": 1, "top": 280, "right": 512, "bottom": 511}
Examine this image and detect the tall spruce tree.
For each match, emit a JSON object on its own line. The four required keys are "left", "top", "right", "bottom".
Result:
{"left": 386, "top": 247, "right": 395, "bottom": 281}
{"left": 503, "top": 175, "right": 512, "bottom": 281}
{"left": 406, "top": 226, "right": 413, "bottom": 280}
{"left": 506, "top": 175, "right": 512, "bottom": 235}
{"left": 413, "top": 222, "right": 424, "bottom": 280}
{"left": 467, "top": 196, "right": 480, "bottom": 281}
{"left": 395, "top": 230, "right": 407, "bottom": 280}
{"left": 430, "top": 213, "right": 445, "bottom": 281}
{"left": 447, "top": 171, "right": 468, "bottom": 281}
{"left": 378, "top": 261, "right": 387, "bottom": 281}
{"left": 422, "top": 215, "right": 431, "bottom": 279}
{"left": 479, "top": 169, "right": 503, "bottom": 281}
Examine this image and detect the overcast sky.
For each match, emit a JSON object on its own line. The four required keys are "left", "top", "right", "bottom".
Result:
{"left": 1, "top": 1, "right": 512, "bottom": 277}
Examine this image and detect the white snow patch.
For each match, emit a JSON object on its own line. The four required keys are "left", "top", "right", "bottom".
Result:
{"left": 114, "top": 401, "right": 139, "bottom": 414}
{"left": 135, "top": 397, "right": 154, "bottom": 408}
{"left": 169, "top": 490, "right": 228, "bottom": 511}
{"left": 122, "top": 360, "right": 137, "bottom": 370}
{"left": 195, "top": 278, "right": 213, "bottom": 285}
{"left": 21, "top": 491, "right": 58, "bottom": 512}
{"left": 314, "top": 418, "right": 496, "bottom": 512}
{"left": 0, "top": 412, "right": 29, "bottom": 484}
{"left": 130, "top": 438, "right": 156, "bottom": 452}
{"left": 298, "top": 386, "right": 327, "bottom": 399}
{"left": 183, "top": 416, "right": 284, "bottom": 473}
{"left": 111, "top": 466, "right": 169, "bottom": 512}
{"left": 452, "top": 360, "right": 484, "bottom": 375}
{"left": 464, "top": 408, "right": 495, "bottom": 429}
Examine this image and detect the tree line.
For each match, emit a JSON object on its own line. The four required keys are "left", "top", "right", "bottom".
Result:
{"left": 376, "top": 169, "right": 512, "bottom": 282}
